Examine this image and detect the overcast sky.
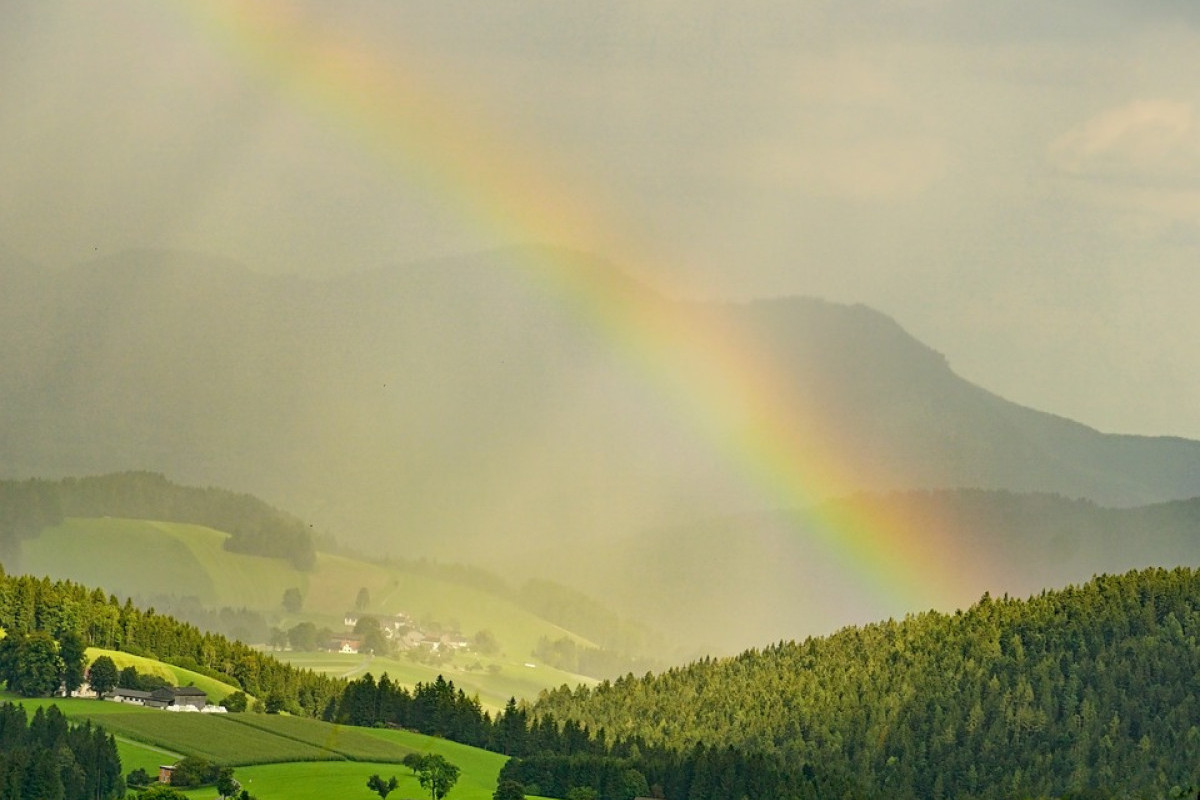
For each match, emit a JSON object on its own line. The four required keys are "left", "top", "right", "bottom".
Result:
{"left": 3, "top": 1, "right": 1200, "bottom": 438}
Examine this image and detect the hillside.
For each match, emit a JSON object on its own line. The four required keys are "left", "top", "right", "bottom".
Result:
{"left": 9, "top": 692, "right": 514, "bottom": 800}
{"left": 83, "top": 646, "right": 241, "bottom": 703}
{"left": 4, "top": 249, "right": 1200, "bottom": 562}
{"left": 534, "top": 566, "right": 1200, "bottom": 799}
{"left": 19, "top": 516, "right": 612, "bottom": 701}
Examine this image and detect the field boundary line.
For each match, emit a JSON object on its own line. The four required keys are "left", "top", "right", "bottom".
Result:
{"left": 114, "top": 734, "right": 183, "bottom": 759}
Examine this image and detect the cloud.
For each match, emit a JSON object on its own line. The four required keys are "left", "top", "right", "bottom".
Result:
{"left": 1049, "top": 99, "right": 1200, "bottom": 183}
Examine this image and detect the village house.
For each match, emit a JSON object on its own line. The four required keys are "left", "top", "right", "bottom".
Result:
{"left": 328, "top": 637, "right": 362, "bottom": 654}
{"left": 345, "top": 611, "right": 412, "bottom": 637}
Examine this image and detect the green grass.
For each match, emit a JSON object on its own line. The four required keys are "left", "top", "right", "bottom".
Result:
{"left": 1, "top": 691, "right": 528, "bottom": 800}
{"left": 114, "top": 735, "right": 183, "bottom": 778}
{"left": 24, "top": 517, "right": 600, "bottom": 690}
{"left": 361, "top": 727, "right": 511, "bottom": 798}
{"left": 2, "top": 692, "right": 411, "bottom": 767}
{"left": 87, "top": 712, "right": 340, "bottom": 766}
{"left": 210, "top": 758, "right": 478, "bottom": 800}
{"left": 222, "top": 713, "right": 415, "bottom": 762}
{"left": 3, "top": 692, "right": 157, "bottom": 716}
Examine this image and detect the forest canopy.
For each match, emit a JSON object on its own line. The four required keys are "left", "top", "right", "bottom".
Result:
{"left": 534, "top": 566, "right": 1200, "bottom": 800}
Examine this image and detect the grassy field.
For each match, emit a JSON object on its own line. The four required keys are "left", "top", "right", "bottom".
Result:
{"left": 23, "top": 517, "right": 599, "bottom": 679}
{"left": 220, "top": 729, "right": 515, "bottom": 800}
{"left": 96, "top": 712, "right": 342, "bottom": 765}
{"left": 279, "top": 650, "right": 595, "bottom": 712}
{"left": 84, "top": 646, "right": 241, "bottom": 703}
{"left": 1, "top": 691, "right": 523, "bottom": 800}
{"left": 222, "top": 713, "right": 415, "bottom": 762}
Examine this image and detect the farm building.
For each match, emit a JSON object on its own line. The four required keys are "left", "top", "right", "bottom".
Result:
{"left": 104, "top": 685, "right": 213, "bottom": 712}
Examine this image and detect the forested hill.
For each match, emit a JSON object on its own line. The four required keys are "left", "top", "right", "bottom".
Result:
{"left": 0, "top": 471, "right": 316, "bottom": 569}
{"left": 0, "top": 569, "right": 343, "bottom": 715}
{"left": 535, "top": 567, "right": 1200, "bottom": 799}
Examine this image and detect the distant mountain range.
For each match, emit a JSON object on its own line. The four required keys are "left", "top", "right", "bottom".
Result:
{"left": 4, "top": 247, "right": 1200, "bottom": 649}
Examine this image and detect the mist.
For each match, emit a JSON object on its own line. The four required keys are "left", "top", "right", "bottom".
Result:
{"left": 4, "top": 3, "right": 1200, "bottom": 652}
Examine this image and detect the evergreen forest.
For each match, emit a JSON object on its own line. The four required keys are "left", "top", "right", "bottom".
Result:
{"left": 0, "top": 568, "right": 343, "bottom": 716}
{"left": 535, "top": 566, "right": 1200, "bottom": 799}
{"left": 0, "top": 702, "right": 122, "bottom": 800}
{"left": 6, "top": 536, "right": 1200, "bottom": 798}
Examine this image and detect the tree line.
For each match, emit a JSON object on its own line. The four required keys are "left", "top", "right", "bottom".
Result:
{"left": 0, "top": 472, "right": 316, "bottom": 569}
{"left": 0, "top": 702, "right": 123, "bottom": 799}
{"left": 0, "top": 569, "right": 343, "bottom": 716}
{"left": 332, "top": 673, "right": 831, "bottom": 800}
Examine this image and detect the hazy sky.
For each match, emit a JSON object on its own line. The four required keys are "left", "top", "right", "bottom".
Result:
{"left": 3, "top": 2, "right": 1200, "bottom": 438}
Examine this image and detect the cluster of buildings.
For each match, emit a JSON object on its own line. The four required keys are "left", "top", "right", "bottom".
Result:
{"left": 328, "top": 611, "right": 471, "bottom": 655}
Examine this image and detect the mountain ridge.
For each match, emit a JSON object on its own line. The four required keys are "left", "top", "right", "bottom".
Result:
{"left": 5, "top": 246, "right": 1200, "bottom": 643}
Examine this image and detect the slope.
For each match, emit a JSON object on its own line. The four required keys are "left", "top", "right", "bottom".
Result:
{"left": 8, "top": 693, "right": 512, "bottom": 800}
{"left": 19, "top": 517, "right": 602, "bottom": 702}
{"left": 534, "top": 566, "right": 1200, "bottom": 799}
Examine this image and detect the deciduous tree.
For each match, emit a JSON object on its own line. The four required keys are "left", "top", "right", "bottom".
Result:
{"left": 58, "top": 630, "right": 87, "bottom": 695}
{"left": 367, "top": 773, "right": 399, "bottom": 799}
{"left": 87, "top": 655, "right": 118, "bottom": 697}
{"left": 493, "top": 779, "right": 526, "bottom": 800}
{"left": 281, "top": 587, "right": 303, "bottom": 614}
{"left": 417, "top": 754, "right": 460, "bottom": 800}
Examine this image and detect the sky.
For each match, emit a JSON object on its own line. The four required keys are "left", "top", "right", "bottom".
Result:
{"left": 3, "top": 1, "right": 1200, "bottom": 439}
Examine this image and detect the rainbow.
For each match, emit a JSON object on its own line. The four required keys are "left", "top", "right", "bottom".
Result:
{"left": 168, "top": 1, "right": 990, "bottom": 619}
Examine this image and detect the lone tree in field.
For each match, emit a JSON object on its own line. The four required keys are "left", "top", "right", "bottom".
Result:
{"left": 355, "top": 586, "right": 370, "bottom": 611}
{"left": 417, "top": 755, "right": 460, "bottom": 800}
{"left": 87, "top": 654, "right": 118, "bottom": 697}
{"left": 282, "top": 587, "right": 303, "bottom": 614}
{"left": 367, "top": 774, "right": 399, "bottom": 799}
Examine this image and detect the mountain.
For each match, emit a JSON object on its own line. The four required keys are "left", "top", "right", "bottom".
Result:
{"left": 602, "top": 491, "right": 1200, "bottom": 648}
{"left": 5, "top": 247, "right": 1200, "bottom": 646}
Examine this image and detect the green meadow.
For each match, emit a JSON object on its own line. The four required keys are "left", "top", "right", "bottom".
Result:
{"left": 3, "top": 690, "right": 517, "bottom": 800}
{"left": 221, "top": 713, "right": 416, "bottom": 762}
{"left": 279, "top": 650, "right": 594, "bottom": 712}
{"left": 24, "top": 518, "right": 599, "bottom": 668}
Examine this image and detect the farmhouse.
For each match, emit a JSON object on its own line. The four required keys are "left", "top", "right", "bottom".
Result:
{"left": 105, "top": 688, "right": 151, "bottom": 705}
{"left": 329, "top": 637, "right": 362, "bottom": 654}
{"left": 149, "top": 686, "right": 208, "bottom": 710}
{"left": 104, "top": 685, "right": 213, "bottom": 712}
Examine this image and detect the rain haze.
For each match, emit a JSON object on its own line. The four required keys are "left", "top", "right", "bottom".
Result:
{"left": 4, "top": 1, "right": 1200, "bottom": 438}
{"left": 4, "top": 2, "right": 1200, "bottom": 651}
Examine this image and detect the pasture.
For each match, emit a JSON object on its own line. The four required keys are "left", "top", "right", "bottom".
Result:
{"left": 25, "top": 517, "right": 601, "bottom": 673}
{"left": 2, "top": 690, "right": 522, "bottom": 800}
{"left": 280, "top": 650, "right": 595, "bottom": 712}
